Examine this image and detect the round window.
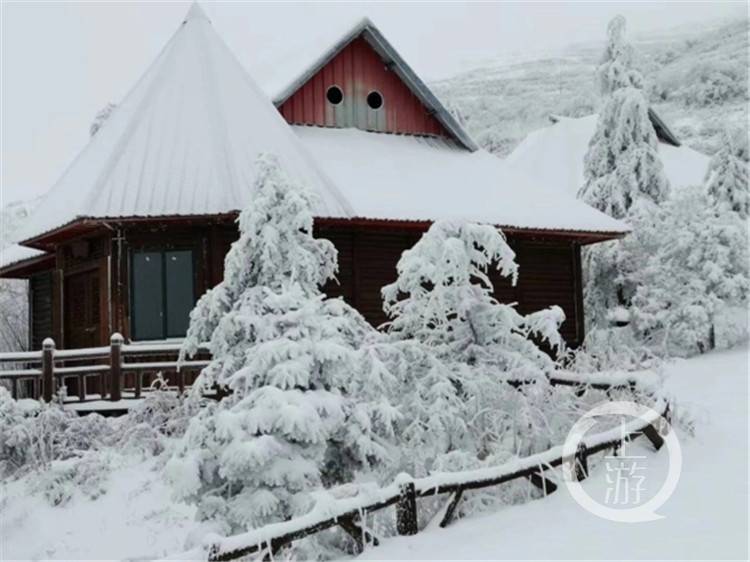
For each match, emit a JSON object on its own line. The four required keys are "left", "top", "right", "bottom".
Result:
{"left": 326, "top": 85, "right": 343, "bottom": 105}
{"left": 367, "top": 90, "right": 383, "bottom": 110}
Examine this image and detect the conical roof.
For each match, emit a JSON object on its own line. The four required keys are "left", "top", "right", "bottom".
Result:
{"left": 17, "top": 2, "right": 352, "bottom": 244}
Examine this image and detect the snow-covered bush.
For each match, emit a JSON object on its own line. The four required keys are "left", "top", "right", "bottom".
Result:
{"left": 681, "top": 61, "right": 746, "bottom": 107}
{"left": 117, "top": 377, "right": 201, "bottom": 456}
{"left": 626, "top": 186, "right": 749, "bottom": 355}
{"left": 0, "top": 388, "right": 110, "bottom": 477}
{"left": 379, "top": 221, "right": 574, "bottom": 473}
{"left": 29, "top": 452, "right": 112, "bottom": 506}
{"left": 170, "top": 154, "right": 398, "bottom": 534}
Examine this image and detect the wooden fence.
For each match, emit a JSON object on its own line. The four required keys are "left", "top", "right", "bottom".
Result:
{"left": 0, "top": 334, "right": 210, "bottom": 404}
{"left": 206, "top": 396, "right": 670, "bottom": 561}
{"left": 0, "top": 336, "right": 650, "bottom": 406}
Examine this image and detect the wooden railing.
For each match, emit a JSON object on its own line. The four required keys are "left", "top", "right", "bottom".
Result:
{"left": 0, "top": 334, "right": 210, "bottom": 404}
{"left": 205, "top": 396, "right": 670, "bottom": 561}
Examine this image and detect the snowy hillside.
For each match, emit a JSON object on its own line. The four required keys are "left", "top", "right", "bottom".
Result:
{"left": 505, "top": 114, "right": 711, "bottom": 196}
{"left": 432, "top": 17, "right": 748, "bottom": 158}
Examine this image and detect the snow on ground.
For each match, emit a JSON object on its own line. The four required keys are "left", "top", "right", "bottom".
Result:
{"left": 0, "top": 347, "right": 746, "bottom": 560}
{"left": 357, "top": 345, "right": 749, "bottom": 560}
{"left": 0, "top": 454, "right": 204, "bottom": 561}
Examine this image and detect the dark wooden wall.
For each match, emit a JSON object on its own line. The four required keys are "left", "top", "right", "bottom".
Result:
{"left": 32, "top": 221, "right": 585, "bottom": 348}
{"left": 317, "top": 226, "right": 584, "bottom": 344}
{"left": 29, "top": 272, "right": 53, "bottom": 350}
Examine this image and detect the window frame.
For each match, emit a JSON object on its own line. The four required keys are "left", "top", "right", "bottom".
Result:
{"left": 129, "top": 247, "right": 197, "bottom": 341}
{"left": 326, "top": 84, "right": 344, "bottom": 106}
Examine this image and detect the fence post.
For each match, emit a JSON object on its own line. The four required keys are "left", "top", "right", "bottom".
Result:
{"left": 396, "top": 481, "right": 418, "bottom": 536}
{"left": 110, "top": 333, "right": 123, "bottom": 402}
{"left": 41, "top": 338, "right": 55, "bottom": 402}
{"left": 575, "top": 443, "right": 589, "bottom": 481}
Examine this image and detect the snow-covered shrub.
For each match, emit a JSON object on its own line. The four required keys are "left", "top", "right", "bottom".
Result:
{"left": 681, "top": 60, "right": 746, "bottom": 107}
{"left": 626, "top": 186, "right": 749, "bottom": 355}
{"left": 568, "top": 325, "right": 659, "bottom": 372}
{"left": 171, "top": 154, "right": 398, "bottom": 534}
{"left": 380, "top": 221, "right": 573, "bottom": 473}
{"left": 117, "top": 375, "right": 202, "bottom": 456}
{"left": 0, "top": 388, "right": 111, "bottom": 477}
{"left": 29, "top": 453, "right": 112, "bottom": 506}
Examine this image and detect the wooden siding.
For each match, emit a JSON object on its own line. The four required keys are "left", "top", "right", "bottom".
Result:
{"left": 39, "top": 221, "right": 586, "bottom": 349}
{"left": 516, "top": 241, "right": 582, "bottom": 345}
{"left": 29, "top": 272, "right": 53, "bottom": 350}
{"left": 278, "top": 37, "right": 451, "bottom": 139}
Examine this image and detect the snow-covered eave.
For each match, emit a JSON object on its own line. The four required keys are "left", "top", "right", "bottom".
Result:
{"left": 19, "top": 213, "right": 628, "bottom": 254}
{"left": 271, "top": 18, "right": 478, "bottom": 152}
{"left": 0, "top": 246, "right": 53, "bottom": 278}
{"left": 648, "top": 107, "right": 681, "bottom": 147}
{"left": 317, "top": 216, "right": 629, "bottom": 244}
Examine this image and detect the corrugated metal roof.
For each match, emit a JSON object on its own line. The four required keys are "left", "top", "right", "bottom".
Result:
{"left": 293, "top": 126, "right": 629, "bottom": 235}
{"left": 0, "top": 244, "right": 47, "bottom": 270}
{"left": 13, "top": 2, "right": 353, "bottom": 245}
{"left": 14, "top": 3, "right": 628, "bottom": 249}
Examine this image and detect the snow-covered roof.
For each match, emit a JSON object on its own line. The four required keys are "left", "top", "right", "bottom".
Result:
{"left": 14, "top": 4, "right": 627, "bottom": 248}
{"left": 267, "top": 17, "right": 477, "bottom": 152}
{"left": 14, "top": 2, "right": 352, "bottom": 245}
{"left": 294, "top": 127, "right": 628, "bottom": 235}
{"left": 506, "top": 114, "right": 711, "bottom": 198}
{"left": 0, "top": 244, "right": 47, "bottom": 270}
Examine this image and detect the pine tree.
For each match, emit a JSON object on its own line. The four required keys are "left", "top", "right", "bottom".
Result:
{"left": 578, "top": 15, "right": 670, "bottom": 219}
{"left": 169, "top": 154, "right": 397, "bottom": 533}
{"left": 705, "top": 129, "right": 749, "bottom": 220}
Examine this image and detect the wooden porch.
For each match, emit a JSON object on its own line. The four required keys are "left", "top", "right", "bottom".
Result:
{"left": 0, "top": 334, "right": 211, "bottom": 415}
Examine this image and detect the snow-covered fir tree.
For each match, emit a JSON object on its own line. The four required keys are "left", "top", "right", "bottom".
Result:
{"left": 705, "top": 129, "right": 749, "bottom": 220}
{"left": 578, "top": 15, "right": 671, "bottom": 334}
{"left": 579, "top": 15, "right": 670, "bottom": 218}
{"left": 168, "top": 154, "right": 398, "bottom": 534}
{"left": 380, "top": 221, "right": 570, "bottom": 470}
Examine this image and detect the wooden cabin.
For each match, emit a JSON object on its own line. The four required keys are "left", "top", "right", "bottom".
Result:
{"left": 0, "top": 6, "right": 628, "bottom": 353}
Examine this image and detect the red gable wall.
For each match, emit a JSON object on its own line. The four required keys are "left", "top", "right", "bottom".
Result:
{"left": 278, "top": 37, "right": 452, "bottom": 138}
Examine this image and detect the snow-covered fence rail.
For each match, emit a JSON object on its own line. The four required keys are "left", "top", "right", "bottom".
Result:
{"left": 205, "top": 397, "right": 671, "bottom": 561}
{"left": 0, "top": 334, "right": 210, "bottom": 403}
{"left": 0, "top": 335, "right": 657, "bottom": 407}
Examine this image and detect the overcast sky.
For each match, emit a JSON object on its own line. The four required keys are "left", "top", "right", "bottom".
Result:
{"left": 1, "top": 1, "right": 746, "bottom": 206}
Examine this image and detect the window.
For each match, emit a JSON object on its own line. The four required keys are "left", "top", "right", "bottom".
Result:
{"left": 366, "top": 90, "right": 383, "bottom": 110}
{"left": 131, "top": 249, "right": 195, "bottom": 340}
{"left": 326, "top": 85, "right": 343, "bottom": 105}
